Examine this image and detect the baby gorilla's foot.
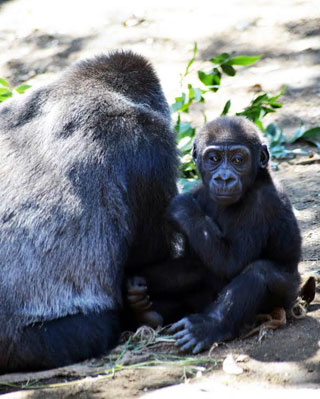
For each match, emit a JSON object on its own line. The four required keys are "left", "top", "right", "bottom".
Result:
{"left": 126, "top": 276, "right": 163, "bottom": 329}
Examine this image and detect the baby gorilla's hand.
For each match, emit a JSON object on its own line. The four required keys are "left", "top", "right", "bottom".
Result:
{"left": 126, "top": 276, "right": 163, "bottom": 329}
{"left": 168, "top": 194, "right": 222, "bottom": 239}
{"left": 168, "top": 314, "right": 228, "bottom": 354}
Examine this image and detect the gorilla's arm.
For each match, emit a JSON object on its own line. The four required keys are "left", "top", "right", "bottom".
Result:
{"left": 169, "top": 193, "right": 243, "bottom": 279}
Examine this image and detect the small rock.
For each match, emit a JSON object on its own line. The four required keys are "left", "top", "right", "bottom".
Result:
{"left": 223, "top": 354, "right": 244, "bottom": 375}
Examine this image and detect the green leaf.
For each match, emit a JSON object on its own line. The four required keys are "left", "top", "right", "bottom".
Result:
{"left": 180, "top": 153, "right": 193, "bottom": 164}
{"left": 0, "top": 78, "right": 10, "bottom": 88}
{"left": 269, "top": 145, "right": 297, "bottom": 159}
{"left": 261, "top": 106, "right": 276, "bottom": 116}
{"left": 302, "top": 127, "right": 320, "bottom": 139}
{"left": 0, "top": 91, "right": 13, "bottom": 101}
{"left": 209, "top": 53, "right": 230, "bottom": 65}
{"left": 269, "top": 86, "right": 286, "bottom": 101}
{"left": 197, "top": 70, "right": 212, "bottom": 86}
{"left": 288, "top": 126, "right": 305, "bottom": 143}
{"left": 227, "top": 55, "right": 261, "bottom": 66}
{"left": 289, "top": 126, "right": 320, "bottom": 143}
{"left": 193, "top": 87, "right": 204, "bottom": 102}
{"left": 171, "top": 102, "right": 182, "bottom": 113}
{"left": 265, "top": 123, "right": 278, "bottom": 137}
{"left": 202, "top": 111, "right": 207, "bottom": 124}
{"left": 272, "top": 126, "right": 286, "bottom": 146}
{"left": 237, "top": 88, "right": 285, "bottom": 131}
{"left": 174, "top": 120, "right": 196, "bottom": 143}
{"left": 198, "top": 68, "right": 221, "bottom": 91}
{"left": 221, "top": 100, "right": 231, "bottom": 115}
{"left": 183, "top": 43, "right": 198, "bottom": 77}
{"left": 291, "top": 148, "right": 311, "bottom": 155}
{"left": 255, "top": 119, "right": 265, "bottom": 132}
{"left": 0, "top": 88, "right": 11, "bottom": 94}
{"left": 171, "top": 93, "right": 186, "bottom": 112}
{"left": 177, "top": 136, "right": 193, "bottom": 152}
{"left": 187, "top": 84, "right": 195, "bottom": 101}
{"left": 269, "top": 102, "right": 282, "bottom": 109}
{"left": 177, "top": 121, "right": 193, "bottom": 134}
{"left": 221, "top": 64, "right": 236, "bottom": 76}
{"left": 16, "top": 84, "right": 31, "bottom": 94}
{"left": 251, "top": 93, "right": 268, "bottom": 106}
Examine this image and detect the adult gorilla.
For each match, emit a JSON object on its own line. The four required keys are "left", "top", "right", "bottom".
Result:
{"left": 0, "top": 51, "right": 178, "bottom": 372}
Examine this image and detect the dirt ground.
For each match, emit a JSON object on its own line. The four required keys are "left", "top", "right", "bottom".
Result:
{"left": 0, "top": 0, "right": 319, "bottom": 397}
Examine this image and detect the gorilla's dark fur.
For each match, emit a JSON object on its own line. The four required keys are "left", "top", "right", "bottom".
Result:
{"left": 168, "top": 117, "right": 301, "bottom": 353}
{"left": 0, "top": 51, "right": 178, "bottom": 372}
{"left": 127, "top": 117, "right": 301, "bottom": 354}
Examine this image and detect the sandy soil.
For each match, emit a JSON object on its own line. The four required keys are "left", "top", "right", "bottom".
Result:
{"left": 0, "top": 0, "right": 319, "bottom": 397}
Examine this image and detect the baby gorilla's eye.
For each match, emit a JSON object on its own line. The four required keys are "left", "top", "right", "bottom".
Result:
{"left": 232, "top": 156, "right": 243, "bottom": 165}
{"left": 209, "top": 154, "right": 221, "bottom": 163}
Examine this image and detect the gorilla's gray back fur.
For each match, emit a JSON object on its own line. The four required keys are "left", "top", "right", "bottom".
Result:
{"left": 0, "top": 51, "right": 177, "bottom": 339}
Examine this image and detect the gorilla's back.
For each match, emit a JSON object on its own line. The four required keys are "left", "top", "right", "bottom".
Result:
{"left": 0, "top": 51, "right": 177, "bottom": 342}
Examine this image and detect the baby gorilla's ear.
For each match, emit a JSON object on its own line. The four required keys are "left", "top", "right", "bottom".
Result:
{"left": 259, "top": 144, "right": 269, "bottom": 168}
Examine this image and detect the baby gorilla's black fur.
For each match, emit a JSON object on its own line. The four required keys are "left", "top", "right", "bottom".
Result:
{"left": 129, "top": 116, "right": 301, "bottom": 354}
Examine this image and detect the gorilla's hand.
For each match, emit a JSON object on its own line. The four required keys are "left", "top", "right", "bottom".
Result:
{"left": 168, "top": 314, "right": 228, "bottom": 354}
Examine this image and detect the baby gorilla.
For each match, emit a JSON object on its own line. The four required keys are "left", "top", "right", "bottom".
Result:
{"left": 126, "top": 116, "right": 301, "bottom": 354}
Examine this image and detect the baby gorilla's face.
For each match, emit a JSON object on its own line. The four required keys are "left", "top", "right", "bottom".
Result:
{"left": 201, "top": 144, "right": 252, "bottom": 205}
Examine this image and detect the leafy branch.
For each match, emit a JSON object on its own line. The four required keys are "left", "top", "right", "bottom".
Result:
{"left": 0, "top": 78, "right": 31, "bottom": 102}
{"left": 171, "top": 44, "right": 320, "bottom": 188}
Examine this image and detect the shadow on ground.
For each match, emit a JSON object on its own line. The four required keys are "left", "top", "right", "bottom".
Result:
{"left": 5, "top": 30, "right": 96, "bottom": 85}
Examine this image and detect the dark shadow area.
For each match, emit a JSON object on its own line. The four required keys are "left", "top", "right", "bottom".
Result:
{"left": 273, "top": 113, "right": 315, "bottom": 131}
{"left": 199, "top": 17, "right": 320, "bottom": 143}
{"left": 201, "top": 16, "right": 320, "bottom": 64}
{"left": 281, "top": 75, "right": 320, "bottom": 102}
{"left": 200, "top": 38, "right": 232, "bottom": 60}
{"left": 201, "top": 37, "right": 320, "bottom": 65}
{"left": 286, "top": 18, "right": 320, "bottom": 38}
{"left": 273, "top": 167, "right": 320, "bottom": 265}
{"left": 5, "top": 30, "right": 96, "bottom": 85}
{"left": 243, "top": 315, "right": 320, "bottom": 362}
{"left": 23, "top": 31, "right": 90, "bottom": 57}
